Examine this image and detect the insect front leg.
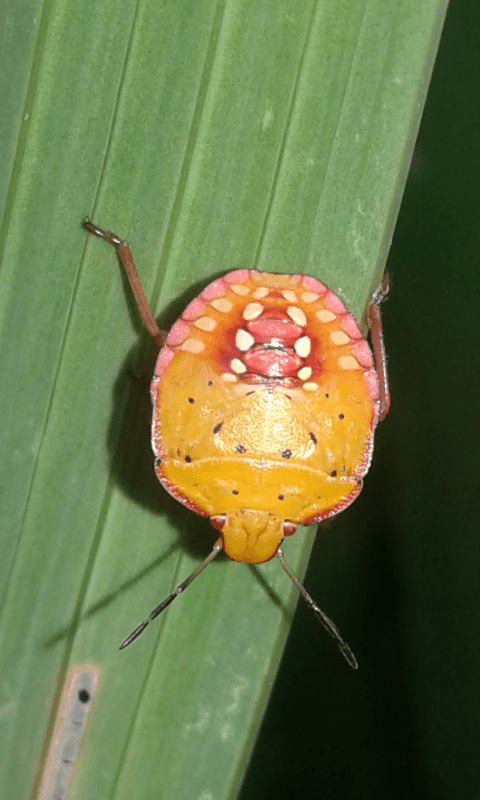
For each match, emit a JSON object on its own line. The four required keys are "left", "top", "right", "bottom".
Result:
{"left": 83, "top": 217, "right": 166, "bottom": 349}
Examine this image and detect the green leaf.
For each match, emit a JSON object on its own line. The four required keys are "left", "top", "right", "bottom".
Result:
{"left": 0, "top": 1, "right": 447, "bottom": 799}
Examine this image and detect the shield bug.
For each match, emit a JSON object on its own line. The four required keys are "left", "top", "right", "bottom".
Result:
{"left": 84, "top": 218, "right": 390, "bottom": 668}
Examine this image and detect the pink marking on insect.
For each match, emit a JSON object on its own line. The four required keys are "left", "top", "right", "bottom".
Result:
{"left": 166, "top": 319, "right": 190, "bottom": 346}
{"left": 352, "top": 339, "right": 374, "bottom": 369}
{"left": 246, "top": 316, "right": 303, "bottom": 345}
{"left": 339, "top": 313, "right": 363, "bottom": 339}
{"left": 200, "top": 278, "right": 227, "bottom": 299}
{"left": 324, "top": 290, "right": 347, "bottom": 314}
{"left": 182, "top": 297, "right": 207, "bottom": 320}
{"left": 243, "top": 347, "right": 303, "bottom": 377}
{"left": 154, "top": 347, "right": 175, "bottom": 377}
{"left": 364, "top": 369, "right": 380, "bottom": 400}
{"left": 223, "top": 268, "right": 251, "bottom": 283}
{"left": 301, "top": 275, "right": 327, "bottom": 293}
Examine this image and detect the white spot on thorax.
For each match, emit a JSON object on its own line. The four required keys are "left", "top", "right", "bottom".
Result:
{"left": 180, "top": 337, "right": 205, "bottom": 354}
{"left": 330, "top": 330, "right": 350, "bottom": 346}
{"left": 253, "top": 287, "right": 269, "bottom": 299}
{"left": 301, "top": 291, "right": 318, "bottom": 303}
{"left": 287, "top": 305, "right": 307, "bottom": 326}
{"left": 235, "top": 329, "right": 255, "bottom": 351}
{"left": 294, "top": 335, "right": 311, "bottom": 358}
{"left": 194, "top": 316, "right": 217, "bottom": 332}
{"left": 230, "top": 283, "right": 250, "bottom": 296}
{"left": 282, "top": 290, "right": 297, "bottom": 303}
{"left": 339, "top": 355, "right": 360, "bottom": 370}
{"left": 211, "top": 298, "right": 233, "bottom": 313}
{"left": 243, "top": 302, "right": 264, "bottom": 320}
{"left": 298, "top": 366, "right": 312, "bottom": 380}
{"left": 317, "top": 309, "right": 336, "bottom": 323}
{"left": 231, "top": 358, "right": 246, "bottom": 374}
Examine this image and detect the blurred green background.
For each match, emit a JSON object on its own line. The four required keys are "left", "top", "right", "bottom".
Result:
{"left": 240, "top": 1, "right": 480, "bottom": 798}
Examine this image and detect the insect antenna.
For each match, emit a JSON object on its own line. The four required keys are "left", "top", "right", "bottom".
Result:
{"left": 276, "top": 547, "right": 358, "bottom": 670}
{"left": 119, "top": 539, "right": 223, "bottom": 649}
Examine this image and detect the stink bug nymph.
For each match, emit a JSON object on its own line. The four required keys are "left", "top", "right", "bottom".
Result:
{"left": 83, "top": 217, "right": 390, "bottom": 669}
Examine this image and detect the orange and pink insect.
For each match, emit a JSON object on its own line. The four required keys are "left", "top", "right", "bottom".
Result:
{"left": 84, "top": 218, "right": 390, "bottom": 668}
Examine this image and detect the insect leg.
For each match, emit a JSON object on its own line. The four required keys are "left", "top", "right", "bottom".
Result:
{"left": 83, "top": 217, "right": 165, "bottom": 348}
{"left": 368, "top": 271, "right": 391, "bottom": 421}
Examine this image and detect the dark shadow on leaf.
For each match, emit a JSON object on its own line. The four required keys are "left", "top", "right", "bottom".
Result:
{"left": 247, "top": 563, "right": 290, "bottom": 619}
{"left": 105, "top": 269, "right": 228, "bottom": 562}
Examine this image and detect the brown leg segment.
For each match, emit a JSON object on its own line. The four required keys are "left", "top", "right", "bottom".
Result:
{"left": 367, "top": 271, "right": 391, "bottom": 421}
{"left": 83, "top": 217, "right": 166, "bottom": 349}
